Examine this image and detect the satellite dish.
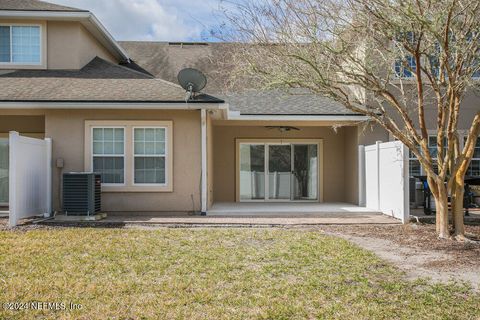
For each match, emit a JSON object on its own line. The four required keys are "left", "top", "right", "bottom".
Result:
{"left": 177, "top": 68, "right": 207, "bottom": 101}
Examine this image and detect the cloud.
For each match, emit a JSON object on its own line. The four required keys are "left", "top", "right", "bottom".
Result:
{"left": 48, "top": 0, "right": 222, "bottom": 41}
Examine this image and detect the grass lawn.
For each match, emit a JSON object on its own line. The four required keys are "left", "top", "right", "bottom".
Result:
{"left": 0, "top": 228, "right": 479, "bottom": 319}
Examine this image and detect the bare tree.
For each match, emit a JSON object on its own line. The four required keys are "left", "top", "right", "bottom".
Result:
{"left": 217, "top": 0, "right": 480, "bottom": 240}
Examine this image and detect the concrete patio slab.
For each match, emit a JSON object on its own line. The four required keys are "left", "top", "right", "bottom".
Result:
{"left": 208, "top": 202, "right": 382, "bottom": 216}
{"left": 39, "top": 202, "right": 400, "bottom": 226}
{"left": 40, "top": 214, "right": 400, "bottom": 226}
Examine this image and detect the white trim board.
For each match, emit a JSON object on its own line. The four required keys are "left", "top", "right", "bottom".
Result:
{"left": 227, "top": 112, "right": 369, "bottom": 122}
{"left": 0, "top": 102, "right": 229, "bottom": 110}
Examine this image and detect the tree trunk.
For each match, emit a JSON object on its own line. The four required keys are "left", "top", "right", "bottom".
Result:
{"left": 429, "top": 177, "right": 450, "bottom": 239}
{"left": 451, "top": 175, "right": 466, "bottom": 239}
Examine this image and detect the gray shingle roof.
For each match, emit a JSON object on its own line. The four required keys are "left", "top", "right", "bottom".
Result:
{"left": 120, "top": 41, "right": 360, "bottom": 115}
{"left": 0, "top": 57, "right": 152, "bottom": 79}
{"left": 0, "top": 57, "right": 222, "bottom": 103}
{"left": 219, "top": 90, "right": 357, "bottom": 115}
{"left": 0, "top": 0, "right": 86, "bottom": 12}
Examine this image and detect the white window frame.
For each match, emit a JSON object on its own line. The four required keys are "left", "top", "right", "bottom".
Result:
{"left": 394, "top": 55, "right": 417, "bottom": 79}
{"left": 0, "top": 23, "right": 43, "bottom": 66}
{"left": 463, "top": 134, "right": 480, "bottom": 176}
{"left": 408, "top": 149, "right": 421, "bottom": 177}
{"left": 391, "top": 132, "right": 445, "bottom": 177}
{"left": 90, "top": 126, "right": 126, "bottom": 187}
{"left": 84, "top": 120, "right": 173, "bottom": 192}
{"left": 132, "top": 126, "right": 168, "bottom": 187}
{"left": 395, "top": 132, "right": 480, "bottom": 177}
{"left": 235, "top": 138, "right": 324, "bottom": 203}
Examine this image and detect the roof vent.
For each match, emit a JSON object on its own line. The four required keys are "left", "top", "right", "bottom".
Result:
{"left": 168, "top": 42, "right": 209, "bottom": 47}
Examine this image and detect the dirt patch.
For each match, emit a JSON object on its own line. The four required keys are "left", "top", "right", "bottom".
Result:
{"left": 320, "top": 224, "right": 480, "bottom": 289}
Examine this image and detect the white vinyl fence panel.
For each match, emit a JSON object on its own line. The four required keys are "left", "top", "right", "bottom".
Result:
{"left": 362, "top": 141, "right": 409, "bottom": 223}
{"left": 9, "top": 131, "right": 52, "bottom": 227}
{"left": 365, "top": 144, "right": 379, "bottom": 210}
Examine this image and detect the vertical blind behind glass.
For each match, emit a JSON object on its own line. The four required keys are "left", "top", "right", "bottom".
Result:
{"left": 134, "top": 128, "right": 166, "bottom": 184}
{"left": 0, "top": 26, "right": 40, "bottom": 63}
{"left": 92, "top": 128, "right": 125, "bottom": 184}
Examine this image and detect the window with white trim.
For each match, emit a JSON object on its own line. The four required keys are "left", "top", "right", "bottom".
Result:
{"left": 0, "top": 25, "right": 41, "bottom": 64}
{"left": 393, "top": 32, "right": 416, "bottom": 78}
{"left": 464, "top": 136, "right": 480, "bottom": 176}
{"left": 428, "top": 136, "right": 449, "bottom": 174}
{"left": 133, "top": 128, "right": 166, "bottom": 184}
{"left": 473, "top": 60, "right": 480, "bottom": 79}
{"left": 395, "top": 55, "right": 416, "bottom": 78}
{"left": 409, "top": 148, "right": 421, "bottom": 177}
{"left": 85, "top": 121, "right": 173, "bottom": 192}
{"left": 407, "top": 135, "right": 447, "bottom": 177}
{"left": 92, "top": 128, "right": 125, "bottom": 184}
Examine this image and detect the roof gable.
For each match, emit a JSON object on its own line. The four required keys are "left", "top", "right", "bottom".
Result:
{"left": 0, "top": 1, "right": 129, "bottom": 62}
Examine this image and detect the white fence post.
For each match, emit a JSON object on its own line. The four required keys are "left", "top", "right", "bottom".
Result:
{"left": 358, "top": 145, "right": 366, "bottom": 206}
{"left": 8, "top": 131, "right": 18, "bottom": 227}
{"left": 375, "top": 141, "right": 381, "bottom": 211}
{"left": 45, "top": 138, "right": 52, "bottom": 216}
{"left": 402, "top": 143, "right": 410, "bottom": 223}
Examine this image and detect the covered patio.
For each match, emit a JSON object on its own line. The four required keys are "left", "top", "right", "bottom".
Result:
{"left": 206, "top": 116, "right": 372, "bottom": 210}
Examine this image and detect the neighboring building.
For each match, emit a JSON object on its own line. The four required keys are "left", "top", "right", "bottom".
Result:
{"left": 0, "top": 0, "right": 477, "bottom": 215}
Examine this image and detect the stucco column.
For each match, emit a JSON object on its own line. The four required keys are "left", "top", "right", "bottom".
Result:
{"left": 201, "top": 109, "right": 207, "bottom": 215}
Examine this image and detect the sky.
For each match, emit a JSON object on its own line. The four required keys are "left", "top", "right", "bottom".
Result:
{"left": 49, "top": 0, "right": 226, "bottom": 42}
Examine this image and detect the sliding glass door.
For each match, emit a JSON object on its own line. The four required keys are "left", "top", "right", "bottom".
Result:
{"left": 239, "top": 144, "right": 265, "bottom": 201}
{"left": 292, "top": 144, "right": 318, "bottom": 200}
{"left": 268, "top": 145, "right": 291, "bottom": 200}
{"left": 239, "top": 141, "right": 319, "bottom": 202}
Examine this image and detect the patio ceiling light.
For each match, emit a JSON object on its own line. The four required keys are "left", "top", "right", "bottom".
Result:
{"left": 265, "top": 126, "right": 300, "bottom": 132}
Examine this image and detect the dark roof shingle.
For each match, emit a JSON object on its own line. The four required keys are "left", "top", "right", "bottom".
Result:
{"left": 0, "top": 0, "right": 86, "bottom": 12}
{"left": 0, "top": 57, "right": 153, "bottom": 79}
{"left": 219, "top": 90, "right": 357, "bottom": 115}
{"left": 120, "top": 41, "right": 359, "bottom": 115}
{"left": 0, "top": 57, "right": 222, "bottom": 103}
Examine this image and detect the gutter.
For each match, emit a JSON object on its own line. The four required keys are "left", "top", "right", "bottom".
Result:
{"left": 0, "top": 10, "right": 130, "bottom": 62}
{"left": 226, "top": 110, "right": 370, "bottom": 121}
{"left": 0, "top": 101, "right": 229, "bottom": 110}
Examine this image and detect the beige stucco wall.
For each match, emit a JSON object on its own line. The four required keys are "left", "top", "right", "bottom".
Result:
{"left": 0, "top": 115, "right": 45, "bottom": 133}
{"left": 78, "top": 23, "right": 117, "bottom": 68}
{"left": 0, "top": 19, "right": 117, "bottom": 70}
{"left": 364, "top": 85, "right": 479, "bottom": 133}
{"left": 212, "top": 124, "right": 353, "bottom": 203}
{"left": 358, "top": 122, "right": 389, "bottom": 146}
{"left": 44, "top": 109, "right": 201, "bottom": 213}
{"left": 47, "top": 21, "right": 117, "bottom": 69}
